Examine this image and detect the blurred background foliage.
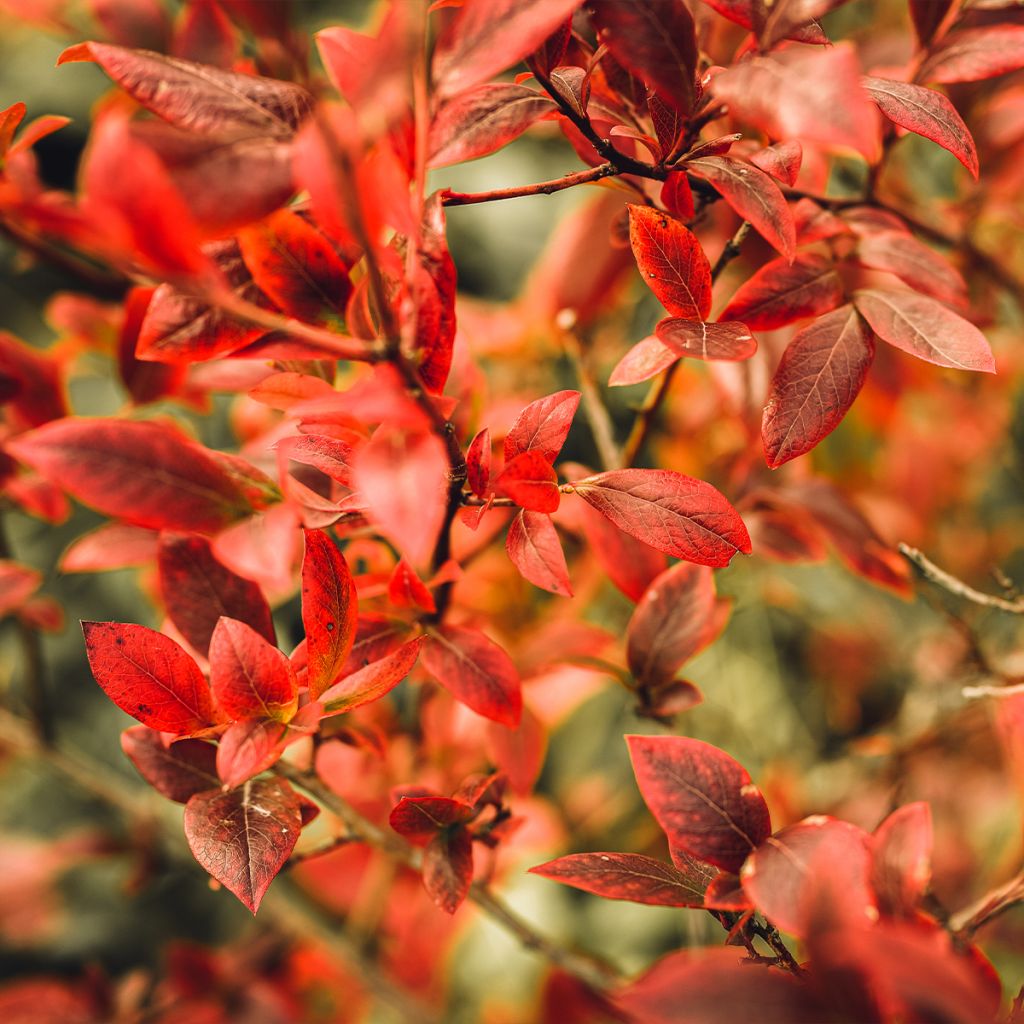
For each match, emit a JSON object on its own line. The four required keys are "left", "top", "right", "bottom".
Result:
{"left": 1, "top": 0, "right": 1024, "bottom": 1021}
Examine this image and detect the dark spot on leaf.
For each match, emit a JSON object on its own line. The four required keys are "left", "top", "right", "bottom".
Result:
{"left": 325, "top": 621, "right": 334, "bottom": 632}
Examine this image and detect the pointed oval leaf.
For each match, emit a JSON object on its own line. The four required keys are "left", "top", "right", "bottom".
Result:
{"left": 83, "top": 620, "right": 217, "bottom": 734}
{"left": 627, "top": 562, "right": 718, "bottom": 688}
{"left": 741, "top": 816, "right": 876, "bottom": 938}
{"left": 301, "top": 529, "right": 359, "bottom": 700}
{"left": 919, "top": 26, "right": 1024, "bottom": 85}
{"left": 236, "top": 209, "right": 351, "bottom": 323}
{"left": 762, "top": 305, "right": 875, "bottom": 468}
{"left": 749, "top": 140, "right": 803, "bottom": 186}
{"left": 60, "top": 41, "right": 313, "bottom": 137}
{"left": 429, "top": 83, "right": 556, "bottom": 168}
{"left": 627, "top": 734, "right": 771, "bottom": 873}
{"left": 158, "top": 532, "right": 274, "bottom": 660}
{"left": 872, "top": 802, "right": 933, "bottom": 917}
{"left": 421, "top": 624, "right": 522, "bottom": 727}
{"left": 655, "top": 319, "right": 757, "bottom": 361}
{"left": 184, "top": 776, "right": 302, "bottom": 913}
{"left": 863, "top": 76, "right": 978, "bottom": 178}
{"left": 7, "top": 418, "right": 252, "bottom": 532}
{"left": 589, "top": 0, "right": 698, "bottom": 113}
{"left": 530, "top": 852, "right": 712, "bottom": 907}
{"left": 209, "top": 617, "right": 298, "bottom": 722}
{"left": 495, "top": 450, "right": 560, "bottom": 513}
{"left": 465, "top": 427, "right": 491, "bottom": 497}
{"left": 390, "top": 795, "right": 475, "bottom": 843}
{"left": 627, "top": 205, "right": 712, "bottom": 319}
{"left": 432, "top": 0, "right": 585, "bottom": 98}
{"left": 423, "top": 827, "right": 474, "bottom": 914}
{"left": 120, "top": 726, "right": 219, "bottom": 803}
{"left": 688, "top": 156, "right": 795, "bottom": 261}
{"left": 609, "top": 334, "right": 679, "bottom": 387}
{"left": 721, "top": 252, "right": 843, "bottom": 331}
{"left": 504, "top": 390, "right": 580, "bottom": 464}
{"left": 506, "top": 510, "right": 572, "bottom": 597}
{"left": 215, "top": 718, "right": 289, "bottom": 788}
{"left": 573, "top": 469, "right": 751, "bottom": 567}
{"left": 853, "top": 288, "right": 995, "bottom": 372}
{"left": 853, "top": 230, "right": 967, "bottom": 306}
{"left": 320, "top": 636, "right": 425, "bottom": 715}
{"left": 352, "top": 426, "right": 449, "bottom": 568}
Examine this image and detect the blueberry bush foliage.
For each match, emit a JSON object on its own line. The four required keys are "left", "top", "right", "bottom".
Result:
{"left": 2, "top": 0, "right": 1024, "bottom": 1021}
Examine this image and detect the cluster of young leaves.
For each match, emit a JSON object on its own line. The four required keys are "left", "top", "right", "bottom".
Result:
{"left": 0, "top": 0, "right": 1023, "bottom": 1020}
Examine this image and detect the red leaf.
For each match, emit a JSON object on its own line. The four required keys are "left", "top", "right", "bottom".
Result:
{"left": 301, "top": 528, "right": 358, "bottom": 700}
{"left": 572, "top": 469, "right": 751, "bottom": 568}
{"left": 749, "top": 140, "right": 803, "bottom": 187}
{"left": 627, "top": 562, "right": 718, "bottom": 688}
{"left": 762, "top": 305, "right": 875, "bottom": 468}
{"left": 0, "top": 561, "right": 41, "bottom": 618}
{"left": 158, "top": 532, "right": 274, "bottom": 659}
{"left": 82, "top": 620, "right": 217, "bottom": 735}
{"left": 871, "top": 802, "right": 933, "bottom": 917}
{"left": 275, "top": 434, "right": 353, "bottom": 487}
{"left": 423, "top": 827, "right": 473, "bottom": 913}
{"left": 236, "top": 209, "right": 351, "bottom": 324}
{"left": 486, "top": 705, "right": 547, "bottom": 796}
{"left": 59, "top": 41, "right": 313, "bottom": 138}
{"left": 609, "top": 334, "right": 679, "bottom": 387}
{"left": 853, "top": 230, "right": 967, "bottom": 306}
{"left": 80, "top": 114, "right": 207, "bottom": 275}
{"left": 530, "top": 852, "right": 712, "bottom": 907}
{"left": 504, "top": 390, "right": 580, "bottom": 464}
{"left": 661, "top": 170, "right": 694, "bottom": 219}
{"left": 429, "top": 84, "right": 555, "bottom": 168}
{"left": 412, "top": 195, "right": 458, "bottom": 394}
{"left": 209, "top": 617, "right": 298, "bottom": 722}
{"left": 495, "top": 450, "right": 560, "bottom": 513}
{"left": 720, "top": 252, "right": 844, "bottom": 331}
{"left": 7, "top": 418, "right": 252, "bottom": 532}
{"left": 0, "top": 331, "right": 67, "bottom": 430}
{"left": 319, "top": 636, "right": 425, "bottom": 715}
{"left": 120, "top": 726, "right": 218, "bottom": 803}
{"left": 215, "top": 717, "right": 290, "bottom": 788}
{"left": 853, "top": 288, "right": 995, "bottom": 373}
{"left": 688, "top": 156, "right": 796, "bottom": 261}
{"left": 506, "top": 510, "right": 572, "bottom": 596}
{"left": 863, "top": 77, "right": 978, "bottom": 179}
{"left": 184, "top": 776, "right": 302, "bottom": 913}
{"left": 421, "top": 624, "right": 522, "bottom": 726}
{"left": 617, "top": 947, "right": 824, "bottom": 1024}
{"left": 588, "top": 0, "right": 698, "bottom": 113}
{"left": 137, "top": 240, "right": 268, "bottom": 364}
{"left": 352, "top": 426, "right": 449, "bottom": 568}
{"left": 60, "top": 523, "right": 159, "bottom": 573}
{"left": 465, "top": 427, "right": 491, "bottom": 497}
{"left": 432, "top": 0, "right": 585, "bottom": 98}
{"left": 627, "top": 205, "right": 712, "bottom": 319}
{"left": 740, "top": 816, "right": 876, "bottom": 938}
{"left": 389, "top": 795, "right": 475, "bottom": 844}
{"left": 627, "top": 734, "right": 771, "bottom": 873}
{"left": 388, "top": 560, "right": 436, "bottom": 613}
{"left": 920, "top": 26, "right": 1024, "bottom": 85}
{"left": 710, "top": 44, "right": 880, "bottom": 161}
{"left": 655, "top": 318, "right": 757, "bottom": 361}
{"left": 703, "top": 871, "right": 751, "bottom": 911}
{"left": 910, "top": 0, "right": 953, "bottom": 46}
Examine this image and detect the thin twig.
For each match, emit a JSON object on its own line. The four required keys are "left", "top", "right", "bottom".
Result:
{"left": 563, "top": 328, "right": 619, "bottom": 472}
{"left": 619, "top": 221, "right": 752, "bottom": 467}
{"left": 443, "top": 163, "right": 620, "bottom": 206}
{"left": 899, "top": 543, "right": 1024, "bottom": 614}
{"left": 948, "top": 868, "right": 1024, "bottom": 938}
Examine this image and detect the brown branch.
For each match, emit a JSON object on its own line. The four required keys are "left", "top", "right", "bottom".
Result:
{"left": 948, "top": 868, "right": 1024, "bottom": 938}
{"left": 443, "top": 163, "right": 620, "bottom": 207}
{"left": 273, "top": 761, "right": 622, "bottom": 992}
{"left": 899, "top": 543, "right": 1024, "bottom": 614}
{"left": 619, "top": 221, "right": 752, "bottom": 467}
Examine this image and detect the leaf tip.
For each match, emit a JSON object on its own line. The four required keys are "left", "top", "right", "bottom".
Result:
{"left": 57, "top": 42, "right": 93, "bottom": 66}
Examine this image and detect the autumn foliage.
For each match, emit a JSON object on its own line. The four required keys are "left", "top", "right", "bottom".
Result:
{"left": 1, "top": 0, "right": 1024, "bottom": 1021}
